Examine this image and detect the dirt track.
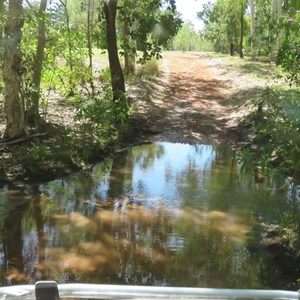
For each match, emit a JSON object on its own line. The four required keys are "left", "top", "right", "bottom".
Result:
{"left": 132, "top": 52, "right": 276, "bottom": 145}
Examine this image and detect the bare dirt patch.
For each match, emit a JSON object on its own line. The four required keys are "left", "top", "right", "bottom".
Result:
{"left": 131, "top": 51, "right": 279, "bottom": 145}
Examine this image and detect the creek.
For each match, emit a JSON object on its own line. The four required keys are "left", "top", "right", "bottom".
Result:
{"left": 0, "top": 142, "right": 299, "bottom": 288}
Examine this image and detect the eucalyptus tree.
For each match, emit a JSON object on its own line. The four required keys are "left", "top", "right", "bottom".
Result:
{"left": 238, "top": 0, "right": 247, "bottom": 58}
{"left": 198, "top": 0, "right": 247, "bottom": 56}
{"left": 248, "top": 0, "right": 255, "bottom": 59}
{"left": 0, "top": 0, "right": 5, "bottom": 72}
{"left": 59, "top": 0, "right": 76, "bottom": 95}
{"left": 247, "top": 0, "right": 285, "bottom": 60}
{"left": 26, "top": 0, "right": 47, "bottom": 127}
{"left": 173, "top": 20, "right": 202, "bottom": 52}
{"left": 3, "top": 0, "right": 27, "bottom": 138}
{"left": 276, "top": 0, "right": 300, "bottom": 86}
{"left": 68, "top": 0, "right": 97, "bottom": 93}
{"left": 102, "top": 0, "right": 126, "bottom": 109}
{"left": 269, "top": 0, "right": 283, "bottom": 60}
{"left": 118, "top": 0, "right": 181, "bottom": 74}
{"left": 86, "top": 0, "right": 95, "bottom": 93}
{"left": 100, "top": 0, "right": 180, "bottom": 120}
{"left": 198, "top": 2, "right": 226, "bottom": 52}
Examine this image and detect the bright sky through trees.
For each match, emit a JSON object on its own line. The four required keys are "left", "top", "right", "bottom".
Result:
{"left": 175, "top": 0, "right": 215, "bottom": 31}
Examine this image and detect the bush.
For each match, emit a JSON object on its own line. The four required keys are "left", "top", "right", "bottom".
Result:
{"left": 240, "top": 88, "right": 300, "bottom": 176}
{"left": 69, "top": 89, "right": 131, "bottom": 150}
{"left": 135, "top": 58, "right": 161, "bottom": 79}
{"left": 276, "top": 39, "right": 300, "bottom": 87}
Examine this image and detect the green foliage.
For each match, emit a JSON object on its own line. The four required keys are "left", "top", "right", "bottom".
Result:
{"left": 43, "top": 3, "right": 92, "bottom": 96}
{"left": 276, "top": 12, "right": 300, "bottom": 86}
{"left": 236, "top": 148, "right": 256, "bottom": 173}
{"left": 117, "top": 0, "right": 182, "bottom": 65}
{"left": 19, "top": 1, "right": 93, "bottom": 118}
{"left": 173, "top": 21, "right": 203, "bottom": 52}
{"left": 70, "top": 87, "right": 132, "bottom": 149}
{"left": 240, "top": 88, "right": 300, "bottom": 176}
{"left": 99, "top": 66, "right": 112, "bottom": 83}
{"left": 28, "top": 143, "right": 50, "bottom": 161}
{"left": 198, "top": 0, "right": 247, "bottom": 53}
{"left": 20, "top": 12, "right": 41, "bottom": 107}
{"left": 27, "top": 142, "right": 72, "bottom": 163}
{"left": 134, "top": 58, "right": 160, "bottom": 79}
{"left": 279, "top": 211, "right": 300, "bottom": 256}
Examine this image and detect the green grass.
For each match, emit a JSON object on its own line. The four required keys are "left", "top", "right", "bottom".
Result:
{"left": 134, "top": 58, "right": 161, "bottom": 79}
{"left": 207, "top": 52, "right": 284, "bottom": 82}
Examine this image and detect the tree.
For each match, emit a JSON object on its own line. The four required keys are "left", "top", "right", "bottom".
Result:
{"left": 3, "top": 0, "right": 27, "bottom": 138}
{"left": 248, "top": 0, "right": 255, "bottom": 59}
{"left": 276, "top": 1, "right": 300, "bottom": 86}
{"left": 102, "top": 0, "right": 126, "bottom": 107}
{"left": 0, "top": 0, "right": 5, "bottom": 70}
{"left": 239, "top": 0, "right": 247, "bottom": 58}
{"left": 86, "top": 0, "right": 95, "bottom": 93}
{"left": 120, "top": 0, "right": 136, "bottom": 75}
{"left": 60, "top": 0, "right": 76, "bottom": 96}
{"left": 250, "top": 0, "right": 282, "bottom": 59}
{"left": 118, "top": 0, "right": 182, "bottom": 71}
{"left": 198, "top": 0, "right": 241, "bottom": 55}
{"left": 173, "top": 20, "right": 201, "bottom": 52}
{"left": 26, "top": 0, "right": 48, "bottom": 127}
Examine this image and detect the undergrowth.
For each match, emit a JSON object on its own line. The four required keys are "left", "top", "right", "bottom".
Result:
{"left": 239, "top": 87, "right": 300, "bottom": 264}
{"left": 239, "top": 87, "right": 300, "bottom": 177}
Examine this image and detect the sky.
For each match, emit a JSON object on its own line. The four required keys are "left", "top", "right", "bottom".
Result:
{"left": 175, "top": 0, "right": 214, "bottom": 32}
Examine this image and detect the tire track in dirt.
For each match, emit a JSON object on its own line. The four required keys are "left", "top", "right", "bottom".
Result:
{"left": 135, "top": 52, "right": 239, "bottom": 145}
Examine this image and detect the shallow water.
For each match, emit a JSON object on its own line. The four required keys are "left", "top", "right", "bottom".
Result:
{"left": 0, "top": 142, "right": 298, "bottom": 288}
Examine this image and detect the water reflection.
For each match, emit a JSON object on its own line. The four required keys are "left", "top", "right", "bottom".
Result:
{"left": 0, "top": 143, "right": 298, "bottom": 288}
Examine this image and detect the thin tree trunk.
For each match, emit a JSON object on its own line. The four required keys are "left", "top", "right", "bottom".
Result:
{"left": 123, "top": 0, "right": 135, "bottom": 75}
{"left": 60, "top": 0, "right": 74, "bottom": 95}
{"left": 0, "top": 0, "right": 5, "bottom": 71}
{"left": 27, "top": 0, "right": 47, "bottom": 127}
{"left": 270, "top": 0, "right": 278, "bottom": 61}
{"left": 239, "top": 0, "right": 244, "bottom": 58}
{"left": 87, "top": 0, "right": 95, "bottom": 94}
{"left": 124, "top": 19, "right": 131, "bottom": 75}
{"left": 277, "top": 0, "right": 283, "bottom": 49}
{"left": 103, "top": 0, "right": 126, "bottom": 104}
{"left": 3, "top": 0, "right": 26, "bottom": 138}
{"left": 230, "top": 42, "right": 234, "bottom": 56}
{"left": 248, "top": 0, "right": 255, "bottom": 60}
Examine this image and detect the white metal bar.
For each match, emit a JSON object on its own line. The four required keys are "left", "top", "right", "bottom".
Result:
{"left": 0, "top": 284, "right": 298, "bottom": 300}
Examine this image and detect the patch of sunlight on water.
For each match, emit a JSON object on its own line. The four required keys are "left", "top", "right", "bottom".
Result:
{"left": 0, "top": 142, "right": 299, "bottom": 289}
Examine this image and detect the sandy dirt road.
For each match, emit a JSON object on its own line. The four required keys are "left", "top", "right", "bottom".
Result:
{"left": 132, "top": 51, "right": 275, "bottom": 146}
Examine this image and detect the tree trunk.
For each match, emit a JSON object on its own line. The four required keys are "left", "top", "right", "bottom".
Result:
{"left": 87, "top": 0, "right": 95, "bottom": 94}
{"left": 277, "top": 0, "right": 283, "bottom": 50}
{"left": 3, "top": 0, "right": 26, "bottom": 139}
{"left": 239, "top": 0, "right": 244, "bottom": 59}
{"left": 124, "top": 20, "right": 135, "bottom": 75}
{"left": 0, "top": 0, "right": 5, "bottom": 71}
{"left": 61, "top": 0, "right": 74, "bottom": 96}
{"left": 103, "top": 0, "right": 126, "bottom": 104}
{"left": 248, "top": 0, "right": 256, "bottom": 60}
{"left": 123, "top": 0, "right": 135, "bottom": 75}
{"left": 27, "top": 0, "right": 47, "bottom": 127}
{"left": 230, "top": 42, "right": 234, "bottom": 56}
{"left": 270, "top": 0, "right": 278, "bottom": 61}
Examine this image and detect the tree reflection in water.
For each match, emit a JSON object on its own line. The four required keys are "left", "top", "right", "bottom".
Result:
{"left": 35, "top": 206, "right": 250, "bottom": 287}
{"left": 0, "top": 142, "right": 297, "bottom": 288}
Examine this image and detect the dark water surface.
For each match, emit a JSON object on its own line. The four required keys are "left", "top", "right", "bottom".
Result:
{"left": 0, "top": 143, "right": 298, "bottom": 288}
